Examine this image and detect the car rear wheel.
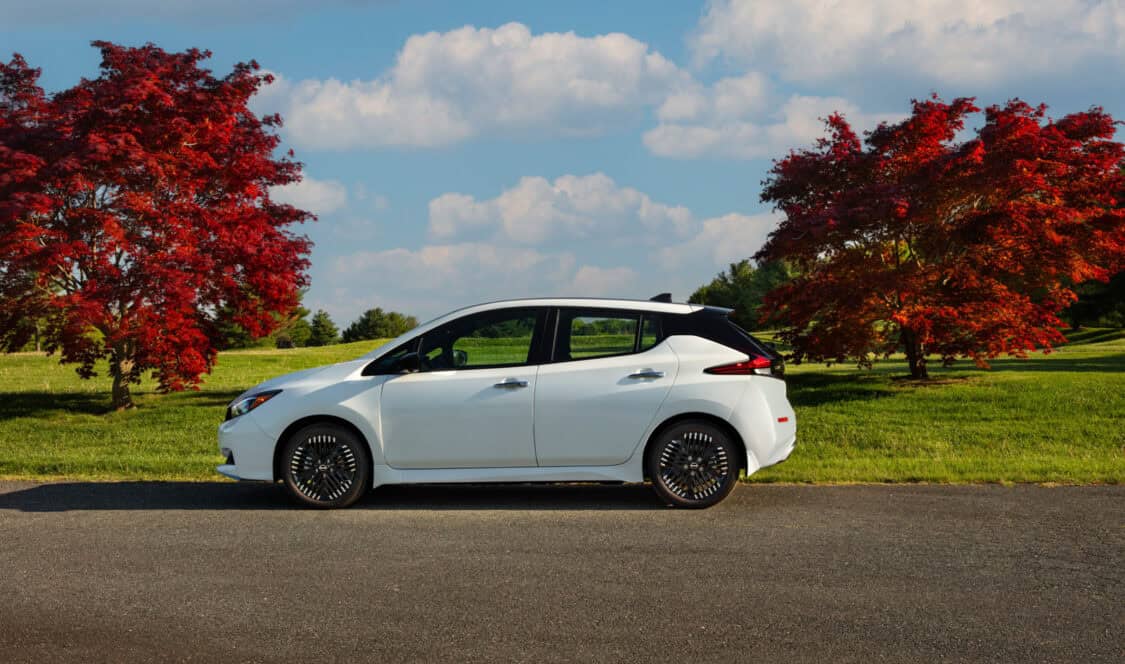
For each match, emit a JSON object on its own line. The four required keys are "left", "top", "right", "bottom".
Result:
{"left": 280, "top": 423, "right": 371, "bottom": 509}
{"left": 646, "top": 420, "right": 739, "bottom": 508}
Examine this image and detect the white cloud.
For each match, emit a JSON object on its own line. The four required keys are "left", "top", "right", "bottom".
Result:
{"left": 270, "top": 176, "right": 348, "bottom": 215}
{"left": 428, "top": 173, "right": 694, "bottom": 244}
{"left": 656, "top": 72, "right": 772, "bottom": 123}
{"left": 259, "top": 22, "right": 689, "bottom": 149}
{"left": 655, "top": 212, "right": 779, "bottom": 271}
{"left": 646, "top": 88, "right": 902, "bottom": 160}
{"left": 333, "top": 243, "right": 576, "bottom": 294}
{"left": 325, "top": 242, "right": 589, "bottom": 321}
{"left": 568, "top": 266, "right": 638, "bottom": 296}
{"left": 321, "top": 173, "right": 781, "bottom": 320}
{"left": 691, "top": 0, "right": 1125, "bottom": 86}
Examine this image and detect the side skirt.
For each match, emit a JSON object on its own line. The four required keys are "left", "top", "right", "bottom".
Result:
{"left": 371, "top": 459, "right": 645, "bottom": 489}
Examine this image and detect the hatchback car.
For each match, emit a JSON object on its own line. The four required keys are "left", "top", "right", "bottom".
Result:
{"left": 218, "top": 296, "right": 796, "bottom": 508}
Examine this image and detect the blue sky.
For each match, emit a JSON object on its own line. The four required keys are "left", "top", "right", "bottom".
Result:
{"left": 3, "top": 0, "right": 1123, "bottom": 323}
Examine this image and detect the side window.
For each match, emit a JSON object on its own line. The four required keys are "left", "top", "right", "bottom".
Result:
{"left": 639, "top": 314, "right": 661, "bottom": 351}
{"left": 419, "top": 308, "right": 543, "bottom": 370}
{"left": 556, "top": 309, "right": 641, "bottom": 361}
{"left": 365, "top": 339, "right": 419, "bottom": 374}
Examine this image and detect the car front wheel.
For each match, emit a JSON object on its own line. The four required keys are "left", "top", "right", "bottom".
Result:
{"left": 646, "top": 420, "right": 740, "bottom": 508}
{"left": 280, "top": 423, "right": 371, "bottom": 509}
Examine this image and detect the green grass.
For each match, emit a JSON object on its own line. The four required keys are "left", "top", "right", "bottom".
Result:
{"left": 0, "top": 331, "right": 1122, "bottom": 483}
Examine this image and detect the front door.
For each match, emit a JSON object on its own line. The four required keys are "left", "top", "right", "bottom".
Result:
{"left": 380, "top": 307, "right": 546, "bottom": 469}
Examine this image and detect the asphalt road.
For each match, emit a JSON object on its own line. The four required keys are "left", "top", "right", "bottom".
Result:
{"left": 0, "top": 482, "right": 1121, "bottom": 663}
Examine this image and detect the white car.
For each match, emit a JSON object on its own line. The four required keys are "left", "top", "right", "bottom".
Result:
{"left": 217, "top": 296, "right": 797, "bottom": 508}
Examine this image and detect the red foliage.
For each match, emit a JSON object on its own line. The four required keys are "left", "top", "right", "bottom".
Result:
{"left": 0, "top": 43, "right": 313, "bottom": 407}
{"left": 756, "top": 95, "right": 1125, "bottom": 378}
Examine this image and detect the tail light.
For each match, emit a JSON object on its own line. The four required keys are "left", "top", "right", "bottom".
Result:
{"left": 705, "top": 355, "right": 784, "bottom": 378}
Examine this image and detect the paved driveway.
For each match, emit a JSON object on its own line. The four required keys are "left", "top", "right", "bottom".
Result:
{"left": 1, "top": 482, "right": 1121, "bottom": 662}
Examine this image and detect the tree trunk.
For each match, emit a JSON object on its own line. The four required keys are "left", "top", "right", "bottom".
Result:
{"left": 109, "top": 345, "right": 136, "bottom": 410}
{"left": 901, "top": 328, "right": 930, "bottom": 379}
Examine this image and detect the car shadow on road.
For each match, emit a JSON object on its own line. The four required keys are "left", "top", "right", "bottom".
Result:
{"left": 0, "top": 481, "right": 668, "bottom": 512}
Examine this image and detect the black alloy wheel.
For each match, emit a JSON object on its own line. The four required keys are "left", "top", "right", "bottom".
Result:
{"left": 646, "top": 420, "right": 740, "bottom": 508}
{"left": 281, "top": 424, "right": 370, "bottom": 509}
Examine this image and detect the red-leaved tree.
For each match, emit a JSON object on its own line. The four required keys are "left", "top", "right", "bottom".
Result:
{"left": 0, "top": 42, "right": 312, "bottom": 408}
{"left": 756, "top": 96, "right": 1125, "bottom": 378}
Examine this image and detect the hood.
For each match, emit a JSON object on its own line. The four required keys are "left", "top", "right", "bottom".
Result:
{"left": 234, "top": 358, "right": 369, "bottom": 401}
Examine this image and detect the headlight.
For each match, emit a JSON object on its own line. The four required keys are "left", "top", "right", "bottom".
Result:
{"left": 226, "top": 390, "right": 282, "bottom": 420}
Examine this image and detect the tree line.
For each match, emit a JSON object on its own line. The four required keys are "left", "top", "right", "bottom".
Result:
{"left": 2, "top": 42, "right": 1122, "bottom": 407}
{"left": 219, "top": 305, "right": 417, "bottom": 350}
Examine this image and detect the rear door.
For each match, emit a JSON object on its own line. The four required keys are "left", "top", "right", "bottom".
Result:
{"left": 533, "top": 309, "right": 677, "bottom": 466}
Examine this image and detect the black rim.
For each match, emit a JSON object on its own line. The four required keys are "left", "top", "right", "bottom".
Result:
{"left": 289, "top": 433, "right": 359, "bottom": 502}
{"left": 657, "top": 429, "right": 731, "bottom": 501}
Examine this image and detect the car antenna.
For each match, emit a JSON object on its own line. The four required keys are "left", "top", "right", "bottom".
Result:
{"left": 649, "top": 293, "right": 672, "bottom": 303}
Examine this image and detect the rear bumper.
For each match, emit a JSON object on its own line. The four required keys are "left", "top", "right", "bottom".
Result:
{"left": 730, "top": 376, "right": 797, "bottom": 476}
{"left": 761, "top": 433, "right": 796, "bottom": 468}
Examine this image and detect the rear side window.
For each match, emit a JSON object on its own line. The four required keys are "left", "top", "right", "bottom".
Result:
{"left": 551, "top": 308, "right": 672, "bottom": 362}
{"left": 565, "top": 311, "right": 638, "bottom": 360}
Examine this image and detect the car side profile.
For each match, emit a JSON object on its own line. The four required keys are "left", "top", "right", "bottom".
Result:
{"left": 217, "top": 296, "right": 797, "bottom": 508}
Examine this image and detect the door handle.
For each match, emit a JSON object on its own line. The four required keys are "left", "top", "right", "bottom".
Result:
{"left": 493, "top": 378, "right": 529, "bottom": 389}
{"left": 627, "top": 369, "right": 665, "bottom": 379}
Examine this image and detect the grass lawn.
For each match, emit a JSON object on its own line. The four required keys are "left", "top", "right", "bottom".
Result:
{"left": 0, "top": 330, "right": 1122, "bottom": 483}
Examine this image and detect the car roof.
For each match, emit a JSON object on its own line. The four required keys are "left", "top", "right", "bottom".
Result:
{"left": 361, "top": 297, "right": 731, "bottom": 359}
{"left": 457, "top": 296, "right": 707, "bottom": 314}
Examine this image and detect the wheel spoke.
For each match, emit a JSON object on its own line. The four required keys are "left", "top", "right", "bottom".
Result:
{"left": 290, "top": 434, "right": 357, "bottom": 502}
{"left": 657, "top": 429, "right": 729, "bottom": 502}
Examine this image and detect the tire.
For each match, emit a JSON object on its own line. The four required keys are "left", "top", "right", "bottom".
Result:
{"left": 646, "top": 420, "right": 740, "bottom": 508}
{"left": 280, "top": 423, "right": 371, "bottom": 509}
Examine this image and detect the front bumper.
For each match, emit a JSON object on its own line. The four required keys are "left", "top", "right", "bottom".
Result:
{"left": 216, "top": 414, "right": 276, "bottom": 481}
{"left": 215, "top": 463, "right": 249, "bottom": 481}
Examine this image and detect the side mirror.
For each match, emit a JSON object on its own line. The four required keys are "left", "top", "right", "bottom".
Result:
{"left": 452, "top": 349, "right": 468, "bottom": 368}
{"left": 395, "top": 353, "right": 421, "bottom": 374}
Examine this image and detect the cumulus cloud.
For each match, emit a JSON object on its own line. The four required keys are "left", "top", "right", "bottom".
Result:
{"left": 690, "top": 0, "right": 1125, "bottom": 86}
{"left": 321, "top": 173, "right": 780, "bottom": 320}
{"left": 428, "top": 173, "right": 694, "bottom": 245}
{"left": 258, "top": 22, "right": 689, "bottom": 150}
{"left": 645, "top": 90, "right": 903, "bottom": 160}
{"left": 333, "top": 243, "right": 576, "bottom": 294}
{"left": 655, "top": 212, "right": 780, "bottom": 270}
{"left": 326, "top": 242, "right": 593, "bottom": 321}
{"left": 270, "top": 176, "right": 348, "bottom": 215}
{"left": 568, "top": 265, "right": 639, "bottom": 296}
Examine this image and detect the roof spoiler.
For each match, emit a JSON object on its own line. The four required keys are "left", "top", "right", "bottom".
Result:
{"left": 649, "top": 292, "right": 673, "bottom": 303}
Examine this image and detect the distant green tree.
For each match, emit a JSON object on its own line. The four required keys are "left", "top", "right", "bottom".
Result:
{"left": 342, "top": 308, "right": 418, "bottom": 342}
{"left": 306, "top": 310, "right": 340, "bottom": 346}
{"left": 212, "top": 303, "right": 255, "bottom": 350}
{"left": 1064, "top": 272, "right": 1125, "bottom": 328}
{"left": 689, "top": 260, "right": 796, "bottom": 330}
{"left": 274, "top": 302, "right": 311, "bottom": 348}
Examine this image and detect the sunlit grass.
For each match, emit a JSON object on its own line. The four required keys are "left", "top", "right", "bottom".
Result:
{"left": 0, "top": 330, "right": 1121, "bottom": 483}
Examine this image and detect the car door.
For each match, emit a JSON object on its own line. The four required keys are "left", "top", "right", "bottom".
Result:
{"left": 533, "top": 309, "right": 677, "bottom": 466}
{"left": 380, "top": 307, "right": 547, "bottom": 469}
